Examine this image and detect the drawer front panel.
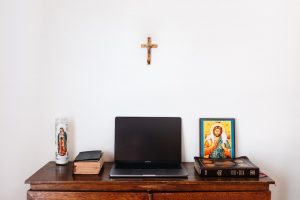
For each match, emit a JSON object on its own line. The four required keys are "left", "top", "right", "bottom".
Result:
{"left": 27, "top": 191, "right": 149, "bottom": 200}
{"left": 153, "top": 191, "right": 271, "bottom": 200}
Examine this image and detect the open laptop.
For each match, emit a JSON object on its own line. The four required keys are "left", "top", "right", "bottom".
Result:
{"left": 109, "top": 117, "right": 188, "bottom": 178}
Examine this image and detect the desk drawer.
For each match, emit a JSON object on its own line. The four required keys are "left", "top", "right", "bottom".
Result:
{"left": 27, "top": 191, "right": 149, "bottom": 200}
{"left": 153, "top": 191, "right": 271, "bottom": 200}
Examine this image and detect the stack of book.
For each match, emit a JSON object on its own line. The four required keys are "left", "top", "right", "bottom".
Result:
{"left": 73, "top": 150, "right": 104, "bottom": 175}
{"left": 194, "top": 156, "right": 259, "bottom": 177}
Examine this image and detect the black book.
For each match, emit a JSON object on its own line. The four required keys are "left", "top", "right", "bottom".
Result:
{"left": 73, "top": 150, "right": 104, "bottom": 174}
{"left": 74, "top": 150, "right": 103, "bottom": 162}
{"left": 194, "top": 156, "right": 259, "bottom": 177}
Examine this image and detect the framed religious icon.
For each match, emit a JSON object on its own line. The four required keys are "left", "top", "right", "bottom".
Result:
{"left": 200, "top": 118, "right": 235, "bottom": 158}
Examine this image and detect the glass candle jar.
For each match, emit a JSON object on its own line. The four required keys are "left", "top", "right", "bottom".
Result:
{"left": 55, "top": 118, "right": 69, "bottom": 165}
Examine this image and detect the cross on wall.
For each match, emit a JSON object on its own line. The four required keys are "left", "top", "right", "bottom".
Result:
{"left": 141, "top": 37, "right": 158, "bottom": 65}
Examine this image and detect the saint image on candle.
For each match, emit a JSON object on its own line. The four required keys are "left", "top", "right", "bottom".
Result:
{"left": 58, "top": 127, "right": 67, "bottom": 156}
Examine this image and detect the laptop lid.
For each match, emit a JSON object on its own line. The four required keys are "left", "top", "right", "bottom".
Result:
{"left": 114, "top": 117, "right": 182, "bottom": 166}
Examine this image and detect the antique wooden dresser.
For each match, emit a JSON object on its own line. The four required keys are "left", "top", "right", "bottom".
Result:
{"left": 25, "top": 162, "right": 275, "bottom": 200}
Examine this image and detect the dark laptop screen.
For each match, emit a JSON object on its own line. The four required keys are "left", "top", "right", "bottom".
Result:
{"left": 115, "top": 117, "right": 181, "bottom": 165}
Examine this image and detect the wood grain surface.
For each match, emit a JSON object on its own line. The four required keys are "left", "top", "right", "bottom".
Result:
{"left": 153, "top": 191, "right": 271, "bottom": 200}
{"left": 27, "top": 191, "right": 149, "bottom": 200}
{"left": 26, "top": 162, "right": 275, "bottom": 200}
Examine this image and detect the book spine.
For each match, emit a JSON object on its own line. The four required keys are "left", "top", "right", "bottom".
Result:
{"left": 194, "top": 163, "right": 202, "bottom": 176}
{"left": 200, "top": 168, "right": 259, "bottom": 177}
{"left": 194, "top": 162, "right": 259, "bottom": 177}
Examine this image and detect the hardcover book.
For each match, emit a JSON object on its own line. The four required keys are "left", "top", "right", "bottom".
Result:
{"left": 194, "top": 156, "right": 259, "bottom": 177}
{"left": 73, "top": 150, "right": 104, "bottom": 175}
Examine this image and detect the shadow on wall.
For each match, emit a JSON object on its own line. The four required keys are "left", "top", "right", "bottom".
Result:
{"left": 104, "top": 152, "right": 114, "bottom": 162}
{"left": 273, "top": 173, "right": 286, "bottom": 200}
{"left": 68, "top": 118, "right": 77, "bottom": 161}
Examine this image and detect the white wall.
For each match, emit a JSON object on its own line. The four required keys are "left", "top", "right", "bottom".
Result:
{"left": 0, "top": 0, "right": 44, "bottom": 199}
{"left": 1, "top": 0, "right": 300, "bottom": 199}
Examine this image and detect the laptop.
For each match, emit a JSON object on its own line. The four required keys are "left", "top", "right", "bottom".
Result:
{"left": 109, "top": 117, "right": 188, "bottom": 178}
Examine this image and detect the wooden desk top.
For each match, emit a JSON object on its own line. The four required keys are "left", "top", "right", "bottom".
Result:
{"left": 25, "top": 162, "right": 275, "bottom": 192}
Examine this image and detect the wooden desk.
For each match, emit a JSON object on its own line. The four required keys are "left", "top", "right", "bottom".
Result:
{"left": 25, "top": 162, "right": 275, "bottom": 200}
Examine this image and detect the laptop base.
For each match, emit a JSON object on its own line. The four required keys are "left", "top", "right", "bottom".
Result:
{"left": 109, "top": 163, "right": 188, "bottom": 178}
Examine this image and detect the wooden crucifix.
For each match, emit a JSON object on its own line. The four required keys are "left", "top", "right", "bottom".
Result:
{"left": 141, "top": 37, "right": 158, "bottom": 65}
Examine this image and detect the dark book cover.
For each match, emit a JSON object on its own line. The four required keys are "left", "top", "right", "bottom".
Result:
{"left": 74, "top": 150, "right": 103, "bottom": 162}
{"left": 194, "top": 156, "right": 259, "bottom": 177}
